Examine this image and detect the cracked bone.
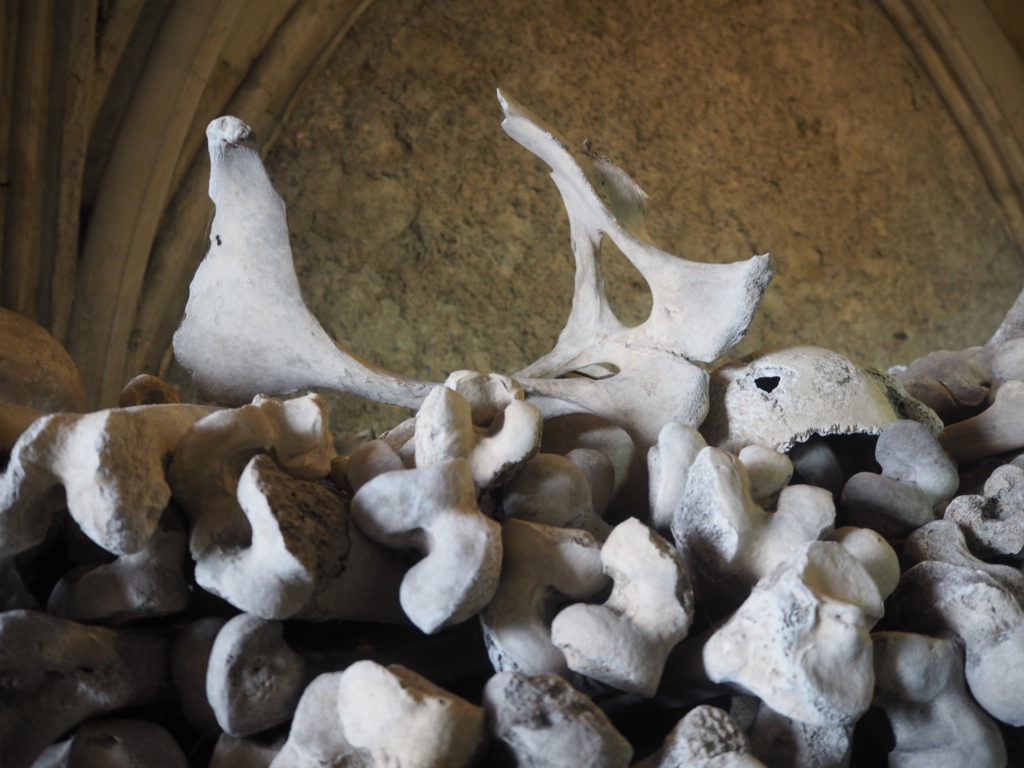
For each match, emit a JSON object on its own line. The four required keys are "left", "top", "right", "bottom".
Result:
{"left": 0, "top": 610, "right": 167, "bottom": 768}
{"left": 903, "top": 520, "right": 1024, "bottom": 602}
{"left": 940, "top": 378, "right": 1024, "bottom": 463}
{"left": 0, "top": 403, "right": 211, "bottom": 560}
{"left": 192, "top": 452, "right": 404, "bottom": 621}
{"left": 47, "top": 509, "right": 190, "bottom": 624}
{"left": 872, "top": 631, "right": 1007, "bottom": 768}
{"left": 207, "top": 613, "right": 307, "bottom": 738}
{"left": 550, "top": 517, "right": 694, "bottom": 696}
{"left": 635, "top": 704, "right": 766, "bottom": 768}
{"left": 31, "top": 719, "right": 189, "bottom": 768}
{"left": 173, "top": 116, "right": 436, "bottom": 408}
{"left": 414, "top": 380, "right": 542, "bottom": 488}
{"left": 270, "top": 661, "right": 486, "bottom": 768}
{"left": 499, "top": 452, "right": 612, "bottom": 539}
{"left": 351, "top": 458, "right": 502, "bottom": 633}
{"left": 648, "top": 421, "right": 706, "bottom": 533}
{"left": 701, "top": 346, "right": 902, "bottom": 454}
{"left": 498, "top": 92, "right": 772, "bottom": 452}
{"left": 672, "top": 446, "right": 834, "bottom": 603}
{"left": 480, "top": 518, "right": 608, "bottom": 676}
{"left": 893, "top": 560, "right": 1024, "bottom": 726}
{"left": 482, "top": 671, "right": 632, "bottom": 768}
{"left": 703, "top": 538, "right": 895, "bottom": 726}
{"left": 841, "top": 419, "right": 959, "bottom": 538}
{"left": 944, "top": 463, "right": 1024, "bottom": 558}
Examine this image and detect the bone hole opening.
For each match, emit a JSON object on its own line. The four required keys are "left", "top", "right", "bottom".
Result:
{"left": 755, "top": 376, "right": 780, "bottom": 392}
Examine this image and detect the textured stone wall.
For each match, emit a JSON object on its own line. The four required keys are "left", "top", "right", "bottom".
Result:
{"left": 264, "top": 0, "right": 1023, "bottom": 438}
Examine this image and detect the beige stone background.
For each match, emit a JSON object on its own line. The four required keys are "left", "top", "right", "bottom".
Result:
{"left": 267, "top": 0, "right": 1024, "bottom": 436}
{"left": 2, "top": 0, "right": 1023, "bottom": 441}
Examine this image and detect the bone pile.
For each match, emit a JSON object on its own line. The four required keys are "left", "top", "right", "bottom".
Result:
{"left": 1, "top": 94, "right": 1023, "bottom": 768}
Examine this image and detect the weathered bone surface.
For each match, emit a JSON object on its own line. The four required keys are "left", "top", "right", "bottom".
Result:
{"left": 873, "top": 631, "right": 1007, "bottom": 768}
{"left": 172, "top": 116, "right": 436, "bottom": 409}
{"left": 648, "top": 421, "right": 707, "bottom": 533}
{"left": 480, "top": 518, "right": 608, "bottom": 676}
{"left": 550, "top": 518, "right": 693, "bottom": 696}
{"left": 903, "top": 520, "right": 1024, "bottom": 601}
{"left": 703, "top": 538, "right": 894, "bottom": 725}
{"left": 635, "top": 704, "right": 766, "bottom": 768}
{"left": 893, "top": 560, "right": 1024, "bottom": 726}
{"left": 351, "top": 459, "right": 502, "bottom": 633}
{"left": 171, "top": 393, "right": 335, "bottom": 560}
{"left": 701, "top": 346, "right": 902, "bottom": 453}
{"left": 672, "top": 446, "right": 834, "bottom": 603}
{"left": 0, "top": 403, "right": 211, "bottom": 559}
{"left": 206, "top": 614, "right": 306, "bottom": 738}
{"left": 271, "top": 661, "right": 485, "bottom": 768}
{"left": 31, "top": 719, "right": 190, "bottom": 768}
{"left": 499, "top": 92, "right": 773, "bottom": 449}
{"left": 940, "top": 378, "right": 1024, "bottom": 462}
{"left": 731, "top": 696, "right": 852, "bottom": 768}
{"left": 841, "top": 419, "right": 958, "bottom": 537}
{"left": 47, "top": 510, "right": 190, "bottom": 624}
{"left": 413, "top": 380, "right": 541, "bottom": 488}
{"left": 0, "top": 610, "right": 167, "bottom": 768}
{"left": 483, "top": 671, "right": 632, "bottom": 768}
{"left": 944, "top": 463, "right": 1024, "bottom": 558}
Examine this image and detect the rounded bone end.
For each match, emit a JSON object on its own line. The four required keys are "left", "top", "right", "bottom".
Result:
{"left": 206, "top": 116, "right": 255, "bottom": 147}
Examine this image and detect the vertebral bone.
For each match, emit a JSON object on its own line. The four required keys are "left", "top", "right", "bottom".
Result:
{"left": 550, "top": 517, "right": 694, "bottom": 696}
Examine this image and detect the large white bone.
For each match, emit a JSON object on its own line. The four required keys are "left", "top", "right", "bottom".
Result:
{"left": 500, "top": 92, "right": 772, "bottom": 448}
{"left": 173, "top": 116, "right": 435, "bottom": 408}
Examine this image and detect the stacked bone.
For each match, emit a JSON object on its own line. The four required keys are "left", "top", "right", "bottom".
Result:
{"left": 3, "top": 94, "right": 1024, "bottom": 767}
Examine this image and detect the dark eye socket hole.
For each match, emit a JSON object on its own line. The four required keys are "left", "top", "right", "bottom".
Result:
{"left": 755, "top": 375, "right": 780, "bottom": 393}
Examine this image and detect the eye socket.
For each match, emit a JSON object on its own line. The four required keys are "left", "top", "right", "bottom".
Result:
{"left": 754, "top": 375, "right": 780, "bottom": 393}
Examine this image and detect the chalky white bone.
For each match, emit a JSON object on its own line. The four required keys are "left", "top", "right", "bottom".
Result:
{"left": 550, "top": 518, "right": 694, "bottom": 696}
{"left": 351, "top": 459, "right": 502, "bottom": 634}
{"left": 480, "top": 518, "right": 608, "bottom": 676}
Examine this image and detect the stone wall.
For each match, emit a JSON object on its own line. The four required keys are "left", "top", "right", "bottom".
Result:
{"left": 262, "top": 0, "right": 1023, "bottom": 438}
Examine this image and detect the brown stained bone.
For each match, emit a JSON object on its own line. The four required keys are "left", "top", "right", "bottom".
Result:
{"left": 0, "top": 610, "right": 167, "bottom": 768}
{"left": 118, "top": 373, "right": 181, "bottom": 407}
{"left": 940, "top": 378, "right": 1024, "bottom": 463}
